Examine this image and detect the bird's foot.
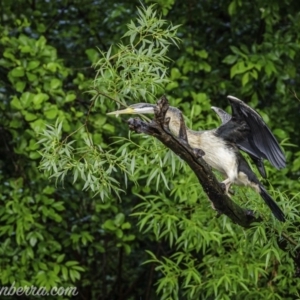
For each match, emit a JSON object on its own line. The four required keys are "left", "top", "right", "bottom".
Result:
{"left": 219, "top": 181, "right": 234, "bottom": 196}
{"left": 220, "top": 182, "right": 227, "bottom": 192}
{"left": 193, "top": 148, "right": 205, "bottom": 158}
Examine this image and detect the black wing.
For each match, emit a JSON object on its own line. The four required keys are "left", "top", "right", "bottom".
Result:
{"left": 215, "top": 95, "right": 286, "bottom": 171}
{"left": 212, "top": 106, "right": 267, "bottom": 178}
{"left": 211, "top": 106, "right": 232, "bottom": 125}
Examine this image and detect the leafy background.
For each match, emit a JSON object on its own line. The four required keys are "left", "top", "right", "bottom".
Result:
{"left": 1, "top": 0, "right": 300, "bottom": 299}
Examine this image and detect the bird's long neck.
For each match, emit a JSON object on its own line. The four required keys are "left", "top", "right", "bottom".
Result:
{"left": 166, "top": 107, "right": 186, "bottom": 137}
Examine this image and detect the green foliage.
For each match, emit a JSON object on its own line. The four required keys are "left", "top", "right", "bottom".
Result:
{"left": 0, "top": 18, "right": 87, "bottom": 298}
{"left": 38, "top": 121, "right": 130, "bottom": 200}
{"left": 92, "top": 4, "right": 180, "bottom": 106}
{"left": 37, "top": 4, "right": 181, "bottom": 203}
{"left": 1, "top": 1, "right": 300, "bottom": 300}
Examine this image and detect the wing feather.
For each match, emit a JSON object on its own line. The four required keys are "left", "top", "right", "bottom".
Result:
{"left": 213, "top": 106, "right": 267, "bottom": 177}
{"left": 227, "top": 95, "right": 286, "bottom": 169}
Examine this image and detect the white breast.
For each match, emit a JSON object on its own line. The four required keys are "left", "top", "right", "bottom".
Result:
{"left": 190, "top": 131, "right": 237, "bottom": 178}
{"left": 167, "top": 114, "right": 238, "bottom": 181}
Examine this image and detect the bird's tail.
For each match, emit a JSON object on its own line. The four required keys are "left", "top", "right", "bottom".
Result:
{"left": 259, "top": 185, "right": 285, "bottom": 222}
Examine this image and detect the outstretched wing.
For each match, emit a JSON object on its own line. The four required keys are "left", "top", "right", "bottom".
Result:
{"left": 215, "top": 95, "right": 286, "bottom": 171}
{"left": 211, "top": 106, "right": 232, "bottom": 125}
{"left": 212, "top": 106, "right": 267, "bottom": 177}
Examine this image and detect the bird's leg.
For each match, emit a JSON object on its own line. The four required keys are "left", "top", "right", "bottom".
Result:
{"left": 220, "top": 178, "right": 235, "bottom": 196}
{"left": 220, "top": 178, "right": 234, "bottom": 195}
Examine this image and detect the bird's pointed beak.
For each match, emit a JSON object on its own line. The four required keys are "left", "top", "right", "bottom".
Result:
{"left": 107, "top": 107, "right": 135, "bottom": 116}
{"left": 107, "top": 105, "right": 155, "bottom": 116}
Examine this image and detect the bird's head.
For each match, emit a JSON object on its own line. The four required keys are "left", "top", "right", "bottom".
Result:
{"left": 107, "top": 103, "right": 155, "bottom": 116}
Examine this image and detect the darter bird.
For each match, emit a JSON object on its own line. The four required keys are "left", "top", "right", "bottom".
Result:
{"left": 107, "top": 95, "right": 286, "bottom": 221}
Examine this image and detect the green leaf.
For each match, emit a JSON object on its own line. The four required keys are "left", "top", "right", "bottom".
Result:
{"left": 33, "top": 93, "right": 49, "bottom": 108}
{"left": 28, "top": 139, "right": 39, "bottom": 150}
{"left": 30, "top": 119, "right": 45, "bottom": 132}
{"left": 121, "top": 222, "right": 131, "bottom": 230}
{"left": 86, "top": 48, "right": 99, "bottom": 63}
{"left": 222, "top": 55, "right": 238, "bottom": 65}
{"left": 19, "top": 45, "right": 32, "bottom": 53}
{"left": 102, "top": 124, "right": 115, "bottom": 134}
{"left": 56, "top": 254, "right": 65, "bottom": 263}
{"left": 9, "top": 119, "right": 22, "bottom": 128}
{"left": 230, "top": 61, "right": 254, "bottom": 78}
{"left": 123, "top": 244, "right": 131, "bottom": 255}
{"left": 46, "top": 62, "right": 58, "bottom": 72}
{"left": 170, "top": 68, "right": 181, "bottom": 80}
{"left": 251, "top": 69, "right": 258, "bottom": 80}
{"left": 20, "top": 92, "right": 34, "bottom": 108}
{"left": 201, "top": 61, "right": 211, "bottom": 72}
{"left": 23, "top": 111, "right": 38, "bottom": 121}
{"left": 228, "top": 1, "right": 237, "bottom": 16}
{"left": 50, "top": 78, "right": 61, "bottom": 89}
{"left": 61, "top": 266, "right": 68, "bottom": 281}
{"left": 29, "top": 236, "right": 37, "bottom": 247}
{"left": 230, "top": 46, "right": 247, "bottom": 57}
{"left": 10, "top": 67, "right": 25, "bottom": 77}
{"left": 0, "top": 58, "right": 13, "bottom": 68}
{"left": 44, "top": 107, "right": 58, "bottom": 119}
{"left": 65, "top": 93, "right": 76, "bottom": 102}
{"left": 265, "top": 61, "right": 277, "bottom": 77}
{"left": 273, "top": 128, "right": 287, "bottom": 139}
{"left": 123, "top": 234, "right": 135, "bottom": 241}
{"left": 166, "top": 81, "right": 178, "bottom": 91}
{"left": 53, "top": 265, "right": 60, "bottom": 275}
{"left": 102, "top": 219, "right": 116, "bottom": 231}
{"left": 15, "top": 81, "right": 26, "bottom": 92}
{"left": 197, "top": 49, "right": 208, "bottom": 59}
{"left": 18, "top": 34, "right": 30, "bottom": 46}
{"left": 11, "top": 96, "right": 22, "bottom": 110}
{"left": 69, "top": 269, "right": 80, "bottom": 282}
{"left": 3, "top": 50, "right": 16, "bottom": 61}
{"left": 43, "top": 186, "right": 55, "bottom": 194}
{"left": 115, "top": 229, "right": 123, "bottom": 239}
{"left": 27, "top": 61, "right": 40, "bottom": 70}
{"left": 242, "top": 72, "right": 249, "bottom": 86}
{"left": 37, "top": 23, "right": 46, "bottom": 33}
{"left": 26, "top": 72, "right": 38, "bottom": 82}
{"left": 65, "top": 261, "right": 80, "bottom": 267}
{"left": 29, "top": 151, "right": 41, "bottom": 160}
{"left": 114, "top": 213, "right": 125, "bottom": 226}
